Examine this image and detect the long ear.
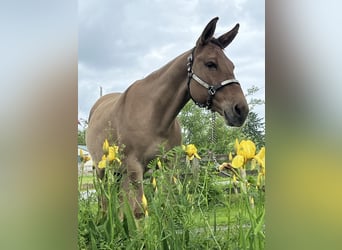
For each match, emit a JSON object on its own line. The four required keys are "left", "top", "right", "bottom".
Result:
{"left": 217, "top": 23, "right": 239, "bottom": 48}
{"left": 196, "top": 17, "right": 219, "bottom": 46}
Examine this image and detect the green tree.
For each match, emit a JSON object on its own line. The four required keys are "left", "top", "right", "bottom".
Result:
{"left": 177, "top": 102, "right": 243, "bottom": 154}
{"left": 242, "top": 85, "right": 265, "bottom": 149}
{"left": 245, "top": 85, "right": 265, "bottom": 110}
{"left": 78, "top": 129, "right": 86, "bottom": 145}
{"left": 78, "top": 118, "right": 88, "bottom": 145}
{"left": 177, "top": 85, "right": 265, "bottom": 153}
{"left": 241, "top": 111, "right": 265, "bottom": 149}
{"left": 178, "top": 102, "right": 211, "bottom": 147}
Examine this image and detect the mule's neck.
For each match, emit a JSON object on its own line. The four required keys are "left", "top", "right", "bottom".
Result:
{"left": 145, "top": 50, "right": 191, "bottom": 133}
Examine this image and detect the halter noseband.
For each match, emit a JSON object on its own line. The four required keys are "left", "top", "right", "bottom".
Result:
{"left": 187, "top": 47, "right": 240, "bottom": 110}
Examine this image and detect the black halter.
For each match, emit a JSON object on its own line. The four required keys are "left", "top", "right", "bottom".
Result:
{"left": 186, "top": 47, "right": 240, "bottom": 110}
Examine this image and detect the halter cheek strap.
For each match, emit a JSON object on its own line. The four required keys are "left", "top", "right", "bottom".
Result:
{"left": 187, "top": 47, "right": 240, "bottom": 109}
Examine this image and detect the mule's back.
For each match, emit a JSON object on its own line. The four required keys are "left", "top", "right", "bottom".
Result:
{"left": 88, "top": 93, "right": 121, "bottom": 122}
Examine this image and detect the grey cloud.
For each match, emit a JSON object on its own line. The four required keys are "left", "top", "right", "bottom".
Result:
{"left": 78, "top": 0, "right": 265, "bottom": 120}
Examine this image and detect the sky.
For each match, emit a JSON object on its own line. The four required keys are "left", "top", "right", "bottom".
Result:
{"left": 78, "top": 0, "right": 264, "bottom": 125}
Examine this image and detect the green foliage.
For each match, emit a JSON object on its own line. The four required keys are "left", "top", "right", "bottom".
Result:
{"left": 178, "top": 102, "right": 243, "bottom": 154}
{"left": 78, "top": 119, "right": 88, "bottom": 145}
{"left": 177, "top": 86, "right": 265, "bottom": 152}
{"left": 245, "top": 85, "right": 265, "bottom": 111}
{"left": 78, "top": 145, "right": 265, "bottom": 249}
{"left": 78, "top": 86, "right": 265, "bottom": 249}
{"left": 78, "top": 129, "right": 86, "bottom": 145}
{"left": 242, "top": 111, "right": 265, "bottom": 149}
{"left": 177, "top": 101, "right": 212, "bottom": 147}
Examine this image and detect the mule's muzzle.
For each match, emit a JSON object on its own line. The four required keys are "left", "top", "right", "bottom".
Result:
{"left": 224, "top": 102, "right": 249, "bottom": 127}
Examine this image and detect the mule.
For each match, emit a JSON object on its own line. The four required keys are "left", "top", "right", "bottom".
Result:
{"left": 86, "top": 17, "right": 249, "bottom": 218}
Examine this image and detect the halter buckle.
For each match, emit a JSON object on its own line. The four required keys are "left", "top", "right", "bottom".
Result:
{"left": 208, "top": 86, "right": 216, "bottom": 96}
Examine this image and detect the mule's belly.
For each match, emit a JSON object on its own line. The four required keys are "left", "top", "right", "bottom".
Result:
{"left": 119, "top": 120, "right": 182, "bottom": 170}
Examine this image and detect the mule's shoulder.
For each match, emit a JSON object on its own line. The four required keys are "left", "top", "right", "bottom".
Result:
{"left": 88, "top": 93, "right": 121, "bottom": 122}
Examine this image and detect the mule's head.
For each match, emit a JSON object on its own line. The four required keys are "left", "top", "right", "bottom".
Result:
{"left": 188, "top": 17, "right": 249, "bottom": 127}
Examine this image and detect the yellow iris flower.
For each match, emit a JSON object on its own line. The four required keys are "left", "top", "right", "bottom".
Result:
{"left": 231, "top": 154, "right": 245, "bottom": 168}
{"left": 236, "top": 139, "right": 256, "bottom": 160}
{"left": 254, "top": 146, "right": 265, "bottom": 169}
{"left": 183, "top": 144, "right": 201, "bottom": 160}
{"left": 222, "top": 138, "right": 265, "bottom": 186}
{"left": 234, "top": 138, "right": 239, "bottom": 153}
{"left": 100, "top": 139, "right": 122, "bottom": 167}
{"left": 102, "top": 139, "right": 109, "bottom": 155}
{"left": 228, "top": 152, "right": 233, "bottom": 161}
{"left": 107, "top": 145, "right": 121, "bottom": 164}
{"left": 141, "top": 193, "right": 148, "bottom": 217}
{"left": 80, "top": 149, "right": 84, "bottom": 159}
{"left": 79, "top": 149, "right": 91, "bottom": 163}
{"left": 98, "top": 155, "right": 107, "bottom": 169}
{"left": 157, "top": 159, "right": 162, "bottom": 169}
{"left": 152, "top": 177, "right": 157, "bottom": 189}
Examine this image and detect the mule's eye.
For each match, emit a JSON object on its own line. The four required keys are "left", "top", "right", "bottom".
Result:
{"left": 206, "top": 61, "right": 217, "bottom": 70}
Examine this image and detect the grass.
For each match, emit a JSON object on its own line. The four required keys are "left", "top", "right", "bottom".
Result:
{"left": 192, "top": 205, "right": 247, "bottom": 228}
{"left": 78, "top": 145, "right": 265, "bottom": 249}
{"left": 79, "top": 175, "right": 94, "bottom": 184}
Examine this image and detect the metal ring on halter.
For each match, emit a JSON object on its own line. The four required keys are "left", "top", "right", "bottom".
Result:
{"left": 208, "top": 86, "right": 216, "bottom": 96}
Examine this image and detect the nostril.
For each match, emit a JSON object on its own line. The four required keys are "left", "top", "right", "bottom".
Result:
{"left": 234, "top": 104, "right": 242, "bottom": 116}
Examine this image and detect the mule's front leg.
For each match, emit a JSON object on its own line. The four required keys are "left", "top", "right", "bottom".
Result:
{"left": 122, "top": 157, "right": 145, "bottom": 219}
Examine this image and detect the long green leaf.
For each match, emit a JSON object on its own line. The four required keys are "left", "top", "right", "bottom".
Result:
{"left": 254, "top": 209, "right": 265, "bottom": 236}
